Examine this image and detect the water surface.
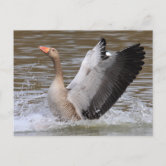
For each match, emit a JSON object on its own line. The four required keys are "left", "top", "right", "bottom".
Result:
{"left": 14, "top": 31, "right": 152, "bottom": 136}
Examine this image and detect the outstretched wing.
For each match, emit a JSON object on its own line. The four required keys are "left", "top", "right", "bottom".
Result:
{"left": 67, "top": 43, "right": 145, "bottom": 119}
{"left": 67, "top": 38, "right": 109, "bottom": 90}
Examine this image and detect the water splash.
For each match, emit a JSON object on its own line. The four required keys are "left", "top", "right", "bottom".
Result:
{"left": 14, "top": 91, "right": 152, "bottom": 133}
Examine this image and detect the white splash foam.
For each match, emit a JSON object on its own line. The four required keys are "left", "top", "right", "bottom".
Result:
{"left": 14, "top": 91, "right": 152, "bottom": 132}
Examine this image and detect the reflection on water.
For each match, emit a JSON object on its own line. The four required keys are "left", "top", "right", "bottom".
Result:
{"left": 14, "top": 31, "right": 152, "bottom": 136}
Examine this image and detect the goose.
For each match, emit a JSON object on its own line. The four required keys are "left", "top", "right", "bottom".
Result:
{"left": 39, "top": 38, "right": 145, "bottom": 121}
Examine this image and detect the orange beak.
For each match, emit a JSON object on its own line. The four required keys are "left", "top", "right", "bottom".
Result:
{"left": 39, "top": 46, "right": 50, "bottom": 54}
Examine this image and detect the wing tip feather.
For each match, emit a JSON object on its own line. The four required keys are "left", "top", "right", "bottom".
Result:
{"left": 100, "top": 38, "right": 106, "bottom": 45}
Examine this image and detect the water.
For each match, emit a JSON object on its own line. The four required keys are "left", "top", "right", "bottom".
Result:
{"left": 14, "top": 31, "right": 152, "bottom": 136}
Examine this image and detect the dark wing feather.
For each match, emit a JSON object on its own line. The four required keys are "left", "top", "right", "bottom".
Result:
{"left": 82, "top": 44, "right": 145, "bottom": 119}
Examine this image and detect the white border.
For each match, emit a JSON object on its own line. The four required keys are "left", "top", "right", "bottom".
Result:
{"left": 0, "top": 0, "right": 165, "bottom": 165}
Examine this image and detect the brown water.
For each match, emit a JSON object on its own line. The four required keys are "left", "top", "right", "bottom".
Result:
{"left": 14, "top": 31, "right": 152, "bottom": 136}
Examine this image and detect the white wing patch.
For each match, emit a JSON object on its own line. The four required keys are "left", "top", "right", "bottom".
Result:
{"left": 106, "top": 51, "right": 112, "bottom": 56}
{"left": 67, "top": 39, "right": 107, "bottom": 90}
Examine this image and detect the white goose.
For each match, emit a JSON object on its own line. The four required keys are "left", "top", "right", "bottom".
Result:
{"left": 39, "top": 38, "right": 145, "bottom": 121}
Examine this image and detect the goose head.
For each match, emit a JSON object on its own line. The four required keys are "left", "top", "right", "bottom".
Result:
{"left": 39, "top": 46, "right": 59, "bottom": 59}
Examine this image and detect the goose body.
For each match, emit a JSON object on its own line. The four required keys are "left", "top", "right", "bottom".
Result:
{"left": 48, "top": 79, "right": 80, "bottom": 120}
{"left": 39, "top": 38, "right": 145, "bottom": 121}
